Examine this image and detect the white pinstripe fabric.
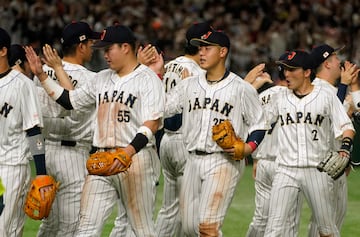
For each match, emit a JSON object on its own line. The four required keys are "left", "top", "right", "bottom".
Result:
{"left": 155, "top": 56, "right": 204, "bottom": 237}
{"left": 35, "top": 61, "right": 96, "bottom": 237}
{"left": 0, "top": 70, "right": 42, "bottom": 236}
{"left": 264, "top": 84, "right": 354, "bottom": 237}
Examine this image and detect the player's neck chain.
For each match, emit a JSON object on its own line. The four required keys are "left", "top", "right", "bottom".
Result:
{"left": 206, "top": 70, "right": 230, "bottom": 85}
{"left": 0, "top": 68, "right": 11, "bottom": 79}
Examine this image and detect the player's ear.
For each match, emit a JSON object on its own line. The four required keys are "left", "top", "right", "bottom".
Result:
{"left": 219, "top": 47, "right": 228, "bottom": 58}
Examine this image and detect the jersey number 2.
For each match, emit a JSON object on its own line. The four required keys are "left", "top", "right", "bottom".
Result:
{"left": 312, "top": 129, "right": 319, "bottom": 141}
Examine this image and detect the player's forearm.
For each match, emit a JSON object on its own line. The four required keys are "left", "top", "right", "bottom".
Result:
{"left": 50, "top": 65, "right": 73, "bottom": 90}
{"left": 26, "top": 126, "right": 47, "bottom": 175}
{"left": 342, "top": 129, "right": 355, "bottom": 140}
{"left": 127, "top": 119, "right": 161, "bottom": 155}
{"left": 41, "top": 77, "right": 73, "bottom": 110}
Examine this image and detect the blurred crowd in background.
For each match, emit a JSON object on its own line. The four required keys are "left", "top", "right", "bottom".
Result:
{"left": 1, "top": 0, "right": 360, "bottom": 78}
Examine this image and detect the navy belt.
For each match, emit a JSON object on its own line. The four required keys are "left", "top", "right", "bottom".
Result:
{"left": 194, "top": 150, "right": 214, "bottom": 155}
{"left": 60, "top": 140, "right": 76, "bottom": 147}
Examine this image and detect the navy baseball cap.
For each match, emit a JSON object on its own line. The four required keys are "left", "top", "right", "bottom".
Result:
{"left": 186, "top": 22, "right": 212, "bottom": 42}
{"left": 92, "top": 25, "right": 136, "bottom": 49}
{"left": 310, "top": 44, "right": 345, "bottom": 68}
{"left": 190, "top": 30, "right": 230, "bottom": 49}
{"left": 0, "top": 27, "right": 11, "bottom": 51}
{"left": 277, "top": 51, "right": 289, "bottom": 80}
{"left": 61, "top": 21, "right": 101, "bottom": 46}
{"left": 275, "top": 50, "right": 313, "bottom": 70}
{"left": 9, "top": 44, "right": 26, "bottom": 66}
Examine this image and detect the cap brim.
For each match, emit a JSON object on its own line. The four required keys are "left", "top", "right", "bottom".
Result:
{"left": 190, "top": 38, "right": 219, "bottom": 47}
{"left": 334, "top": 45, "right": 345, "bottom": 53}
{"left": 275, "top": 60, "right": 302, "bottom": 69}
{"left": 92, "top": 41, "right": 114, "bottom": 49}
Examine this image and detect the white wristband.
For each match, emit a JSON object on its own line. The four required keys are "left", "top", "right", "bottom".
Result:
{"left": 41, "top": 77, "right": 64, "bottom": 100}
{"left": 137, "top": 126, "right": 153, "bottom": 141}
{"left": 351, "top": 91, "right": 360, "bottom": 109}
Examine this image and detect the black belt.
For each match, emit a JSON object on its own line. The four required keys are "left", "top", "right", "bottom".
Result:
{"left": 91, "top": 147, "right": 117, "bottom": 153}
{"left": 60, "top": 140, "right": 77, "bottom": 147}
{"left": 194, "top": 150, "right": 214, "bottom": 155}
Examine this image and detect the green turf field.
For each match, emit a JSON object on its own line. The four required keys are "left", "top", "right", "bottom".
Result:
{"left": 23, "top": 165, "right": 360, "bottom": 236}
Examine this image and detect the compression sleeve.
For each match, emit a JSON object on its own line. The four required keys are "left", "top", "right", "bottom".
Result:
{"left": 26, "top": 126, "right": 46, "bottom": 175}
{"left": 336, "top": 83, "right": 347, "bottom": 103}
{"left": 41, "top": 77, "right": 73, "bottom": 109}
{"left": 246, "top": 130, "right": 266, "bottom": 152}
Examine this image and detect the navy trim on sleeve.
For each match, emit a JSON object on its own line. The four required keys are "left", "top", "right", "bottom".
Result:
{"left": 246, "top": 130, "right": 266, "bottom": 146}
{"left": 56, "top": 90, "right": 73, "bottom": 110}
{"left": 164, "top": 113, "right": 182, "bottom": 131}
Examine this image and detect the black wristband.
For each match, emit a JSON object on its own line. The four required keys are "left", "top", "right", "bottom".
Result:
{"left": 33, "top": 154, "right": 47, "bottom": 175}
{"left": 130, "top": 133, "right": 149, "bottom": 153}
{"left": 340, "top": 137, "right": 353, "bottom": 154}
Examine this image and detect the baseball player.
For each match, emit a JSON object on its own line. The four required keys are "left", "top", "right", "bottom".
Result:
{"left": 263, "top": 50, "right": 355, "bottom": 237}
{"left": 307, "top": 44, "right": 359, "bottom": 237}
{"left": 0, "top": 27, "right": 53, "bottom": 236}
{"left": 31, "top": 21, "right": 102, "bottom": 237}
{"left": 246, "top": 54, "right": 302, "bottom": 237}
{"left": 26, "top": 24, "right": 165, "bottom": 236}
{"left": 155, "top": 22, "right": 212, "bottom": 237}
{"left": 109, "top": 43, "right": 164, "bottom": 237}
{"left": 165, "top": 29, "right": 267, "bottom": 236}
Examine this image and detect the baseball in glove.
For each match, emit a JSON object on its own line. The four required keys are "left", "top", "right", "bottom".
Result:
{"left": 86, "top": 148, "right": 132, "bottom": 176}
{"left": 24, "top": 175, "right": 59, "bottom": 220}
{"left": 212, "top": 120, "right": 245, "bottom": 160}
{"left": 317, "top": 151, "right": 350, "bottom": 180}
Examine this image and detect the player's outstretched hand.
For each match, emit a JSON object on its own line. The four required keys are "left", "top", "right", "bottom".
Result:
{"left": 341, "top": 61, "right": 359, "bottom": 85}
{"left": 137, "top": 44, "right": 157, "bottom": 66}
{"left": 244, "top": 63, "right": 266, "bottom": 84}
{"left": 42, "top": 44, "right": 62, "bottom": 70}
{"left": 147, "top": 49, "right": 165, "bottom": 77}
{"left": 24, "top": 46, "right": 45, "bottom": 78}
{"left": 251, "top": 72, "right": 273, "bottom": 90}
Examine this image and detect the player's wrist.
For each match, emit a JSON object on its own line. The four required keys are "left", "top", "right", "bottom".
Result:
{"left": 36, "top": 71, "right": 48, "bottom": 82}
{"left": 339, "top": 137, "right": 353, "bottom": 155}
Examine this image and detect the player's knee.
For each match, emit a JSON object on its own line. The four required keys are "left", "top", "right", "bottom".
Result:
{"left": 199, "top": 222, "right": 220, "bottom": 237}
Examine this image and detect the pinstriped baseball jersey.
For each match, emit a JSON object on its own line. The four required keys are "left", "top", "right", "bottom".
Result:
{"left": 0, "top": 70, "right": 43, "bottom": 165}
{"left": 34, "top": 62, "right": 96, "bottom": 145}
{"left": 312, "top": 77, "right": 349, "bottom": 149}
{"left": 155, "top": 56, "right": 205, "bottom": 236}
{"left": 165, "top": 72, "right": 267, "bottom": 152}
{"left": 252, "top": 85, "right": 286, "bottom": 160}
{"left": 268, "top": 84, "right": 354, "bottom": 167}
{"left": 307, "top": 77, "right": 350, "bottom": 237}
{"left": 34, "top": 60, "right": 98, "bottom": 237}
{"left": 163, "top": 56, "right": 205, "bottom": 93}
{"left": 69, "top": 64, "right": 165, "bottom": 148}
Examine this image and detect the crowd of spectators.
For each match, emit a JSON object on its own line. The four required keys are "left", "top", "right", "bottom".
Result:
{"left": 1, "top": 0, "right": 360, "bottom": 78}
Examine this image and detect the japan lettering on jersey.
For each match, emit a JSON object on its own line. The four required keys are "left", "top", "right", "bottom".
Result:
{"left": 69, "top": 64, "right": 165, "bottom": 148}
{"left": 165, "top": 72, "right": 267, "bottom": 153}
{"left": 267, "top": 84, "right": 354, "bottom": 167}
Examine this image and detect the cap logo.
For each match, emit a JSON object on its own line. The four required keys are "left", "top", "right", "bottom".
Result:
{"left": 323, "top": 51, "right": 329, "bottom": 58}
{"left": 287, "top": 51, "right": 296, "bottom": 60}
{"left": 100, "top": 30, "right": 106, "bottom": 40}
{"left": 79, "top": 35, "right": 86, "bottom": 41}
{"left": 201, "top": 31, "right": 212, "bottom": 40}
